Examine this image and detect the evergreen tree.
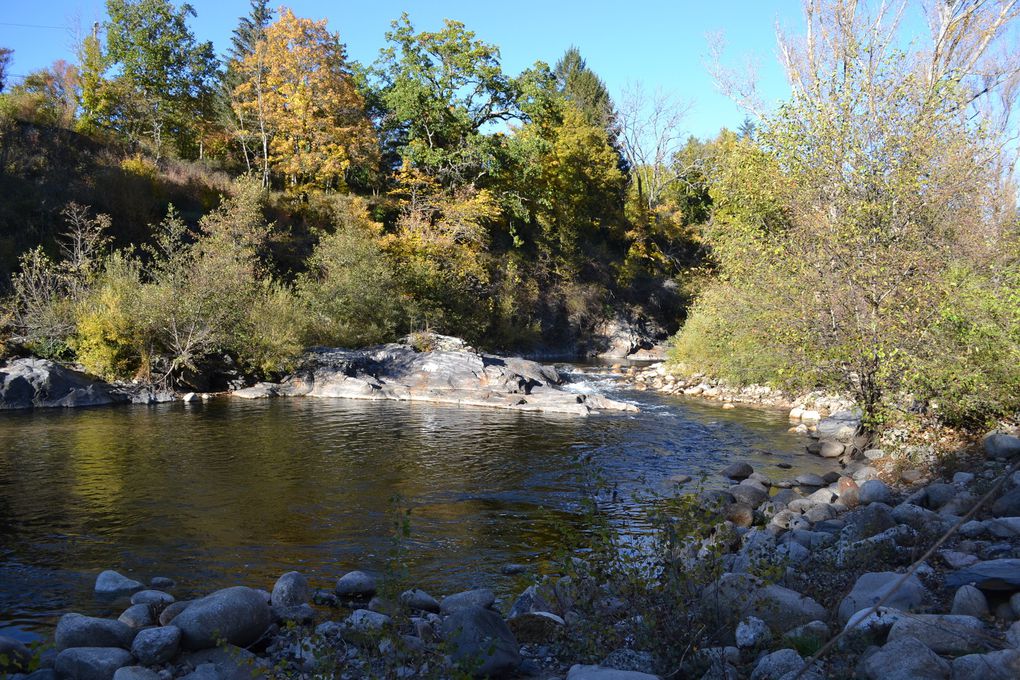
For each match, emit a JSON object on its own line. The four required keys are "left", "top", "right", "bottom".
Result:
{"left": 553, "top": 46, "right": 614, "bottom": 129}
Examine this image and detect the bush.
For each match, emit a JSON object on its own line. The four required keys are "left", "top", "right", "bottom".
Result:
{"left": 72, "top": 252, "right": 145, "bottom": 379}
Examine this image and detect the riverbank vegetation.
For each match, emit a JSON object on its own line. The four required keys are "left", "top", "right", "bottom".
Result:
{"left": 1, "top": 0, "right": 1019, "bottom": 436}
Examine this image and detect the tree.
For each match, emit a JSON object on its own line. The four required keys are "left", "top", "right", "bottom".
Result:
{"left": 219, "top": 0, "right": 273, "bottom": 174}
{"left": 104, "top": 0, "right": 218, "bottom": 159}
{"left": 687, "top": 0, "right": 1020, "bottom": 427}
{"left": 377, "top": 14, "right": 519, "bottom": 186}
{"left": 233, "top": 8, "right": 377, "bottom": 190}
{"left": 9, "top": 61, "right": 80, "bottom": 128}
{"left": 554, "top": 47, "right": 615, "bottom": 130}
{"left": 0, "top": 47, "right": 12, "bottom": 93}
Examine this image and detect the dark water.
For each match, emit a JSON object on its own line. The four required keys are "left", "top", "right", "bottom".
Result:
{"left": 0, "top": 367, "right": 834, "bottom": 641}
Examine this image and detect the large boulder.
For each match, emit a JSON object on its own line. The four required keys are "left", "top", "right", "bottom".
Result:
{"left": 130, "top": 626, "right": 180, "bottom": 666}
{"left": 857, "top": 636, "right": 949, "bottom": 680}
{"left": 838, "top": 572, "right": 929, "bottom": 624}
{"left": 946, "top": 559, "right": 1020, "bottom": 590}
{"left": 442, "top": 605, "right": 521, "bottom": 677}
{"left": 335, "top": 570, "right": 376, "bottom": 600}
{"left": 815, "top": 411, "right": 861, "bottom": 442}
{"left": 440, "top": 588, "right": 496, "bottom": 614}
{"left": 270, "top": 571, "right": 310, "bottom": 608}
{"left": 951, "top": 650, "right": 1020, "bottom": 678}
{"left": 887, "top": 614, "right": 989, "bottom": 655}
{"left": 984, "top": 433, "right": 1020, "bottom": 460}
{"left": 55, "top": 614, "right": 135, "bottom": 651}
{"left": 54, "top": 647, "right": 135, "bottom": 680}
{"left": 0, "top": 358, "right": 126, "bottom": 410}
{"left": 566, "top": 666, "right": 660, "bottom": 680}
{"left": 170, "top": 586, "right": 271, "bottom": 651}
{"left": 702, "top": 574, "right": 826, "bottom": 635}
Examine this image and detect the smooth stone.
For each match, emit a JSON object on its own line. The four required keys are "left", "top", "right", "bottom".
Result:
{"left": 54, "top": 648, "right": 134, "bottom": 680}
{"left": 130, "top": 626, "right": 180, "bottom": 666}
{"left": 782, "top": 620, "right": 829, "bottom": 647}
{"left": 946, "top": 559, "right": 1020, "bottom": 590}
{"left": 900, "top": 469, "right": 923, "bottom": 484}
{"left": 729, "top": 484, "right": 767, "bottom": 508}
{"left": 113, "top": 667, "right": 159, "bottom": 680}
{"left": 858, "top": 479, "right": 893, "bottom": 505}
{"left": 984, "top": 433, "right": 1020, "bottom": 460}
{"left": 341, "top": 609, "right": 390, "bottom": 642}
{"left": 158, "top": 600, "right": 191, "bottom": 626}
{"left": 991, "top": 488, "right": 1020, "bottom": 517}
{"left": 149, "top": 577, "right": 175, "bottom": 590}
{"left": 129, "top": 590, "right": 174, "bottom": 609}
{"left": 335, "top": 571, "right": 376, "bottom": 599}
{"left": 939, "top": 550, "right": 979, "bottom": 570}
{"left": 951, "top": 585, "right": 989, "bottom": 617}
{"left": 818, "top": 441, "right": 844, "bottom": 458}
{"left": 951, "top": 650, "right": 1020, "bottom": 678}
{"left": 271, "top": 571, "right": 310, "bottom": 608}
{"left": 95, "top": 571, "right": 144, "bottom": 598}
{"left": 721, "top": 462, "right": 753, "bottom": 481}
{"left": 795, "top": 473, "right": 825, "bottom": 487}
{"left": 118, "top": 604, "right": 154, "bottom": 629}
{"left": 566, "top": 665, "right": 660, "bottom": 680}
{"left": 440, "top": 588, "right": 496, "bottom": 614}
{"left": 749, "top": 649, "right": 805, "bottom": 680}
{"left": 55, "top": 614, "right": 135, "bottom": 651}
{"left": 398, "top": 588, "right": 440, "bottom": 613}
{"left": 887, "top": 614, "right": 989, "bottom": 655}
{"left": 863, "top": 449, "right": 886, "bottom": 460}
{"left": 837, "top": 572, "right": 929, "bottom": 624}
{"left": 177, "top": 646, "right": 258, "bottom": 680}
{"left": 442, "top": 606, "right": 521, "bottom": 677}
{"left": 857, "top": 635, "right": 949, "bottom": 679}
{"left": 171, "top": 586, "right": 271, "bottom": 651}
{"left": 271, "top": 603, "right": 315, "bottom": 625}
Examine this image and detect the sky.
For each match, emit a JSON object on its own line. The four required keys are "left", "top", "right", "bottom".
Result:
{"left": 0, "top": 1, "right": 804, "bottom": 140}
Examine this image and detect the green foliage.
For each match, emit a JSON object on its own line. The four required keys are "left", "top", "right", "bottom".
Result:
{"left": 0, "top": 47, "right": 11, "bottom": 94}
{"left": 554, "top": 47, "right": 615, "bottom": 130}
{"left": 73, "top": 252, "right": 144, "bottom": 379}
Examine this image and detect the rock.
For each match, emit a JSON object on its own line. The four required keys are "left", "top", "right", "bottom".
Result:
{"left": 852, "top": 466, "right": 880, "bottom": 482}
{"left": 951, "top": 585, "right": 989, "bottom": 617}
{"left": 721, "top": 462, "right": 753, "bottom": 481}
{"left": 749, "top": 649, "right": 804, "bottom": 680}
{"left": 702, "top": 574, "right": 825, "bottom": 635}
{"left": 599, "top": 650, "right": 656, "bottom": 675}
{"left": 55, "top": 614, "right": 135, "bottom": 651}
{"left": 442, "top": 606, "right": 521, "bottom": 677}
{"left": 271, "top": 571, "right": 310, "bottom": 608}
{"left": 341, "top": 609, "right": 390, "bottom": 642}
{"left": 1007, "top": 620, "right": 1020, "bottom": 648}
{"left": 818, "top": 441, "right": 845, "bottom": 458}
{"left": 1013, "top": 592, "right": 1020, "bottom": 619}
{"left": 815, "top": 411, "right": 861, "bottom": 442}
{"left": 992, "top": 488, "right": 1020, "bottom": 517}
{"left": 440, "top": 588, "right": 496, "bottom": 614}
{"left": 158, "top": 600, "right": 190, "bottom": 626}
{"left": 0, "top": 635, "right": 31, "bottom": 672}
{"left": 171, "top": 586, "right": 271, "bottom": 651}
{"left": 735, "top": 616, "right": 771, "bottom": 648}
{"left": 177, "top": 646, "right": 258, "bottom": 680}
{"left": 795, "top": 473, "right": 825, "bottom": 488}
{"left": 900, "top": 469, "right": 923, "bottom": 484}
{"left": 842, "top": 606, "right": 909, "bottom": 646}
{"left": 130, "top": 626, "right": 180, "bottom": 666}
{"left": 117, "top": 604, "right": 154, "bottom": 629}
{"left": 129, "top": 590, "right": 174, "bottom": 609}
{"left": 335, "top": 571, "right": 376, "bottom": 600}
{"left": 940, "top": 550, "right": 979, "bottom": 570}
{"left": 946, "top": 558, "right": 1020, "bottom": 590}
{"left": 271, "top": 603, "right": 315, "bottom": 625}
{"left": 843, "top": 503, "right": 897, "bottom": 541}
{"left": 857, "top": 635, "right": 950, "bottom": 680}
{"left": 54, "top": 648, "right": 134, "bottom": 680}
{"left": 94, "top": 571, "right": 144, "bottom": 598}
{"left": 837, "top": 572, "right": 929, "bottom": 624}
{"left": 112, "top": 668, "right": 160, "bottom": 680}
{"left": 887, "top": 614, "right": 989, "bottom": 655}
{"left": 858, "top": 479, "right": 893, "bottom": 505}
{"left": 0, "top": 358, "right": 127, "bottom": 410}
{"left": 984, "top": 433, "right": 1020, "bottom": 460}
{"left": 951, "top": 650, "right": 1020, "bottom": 679}
{"left": 729, "top": 484, "right": 767, "bottom": 508}
{"left": 149, "top": 577, "right": 175, "bottom": 589}
{"left": 864, "top": 449, "right": 886, "bottom": 460}
{"left": 398, "top": 588, "right": 440, "bottom": 613}
{"left": 725, "top": 503, "right": 754, "bottom": 527}
{"left": 566, "top": 666, "right": 660, "bottom": 680}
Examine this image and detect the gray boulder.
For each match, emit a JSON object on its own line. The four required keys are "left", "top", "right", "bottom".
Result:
{"left": 112, "top": 668, "right": 160, "bottom": 680}
{"left": 815, "top": 411, "right": 861, "bottom": 442}
{"left": 54, "top": 648, "right": 134, "bottom": 680}
{"left": 334, "top": 571, "right": 376, "bottom": 599}
{"left": 171, "top": 586, "right": 271, "bottom": 651}
{"left": 887, "top": 614, "right": 990, "bottom": 655}
{"left": 442, "top": 606, "right": 521, "bottom": 678}
{"left": 992, "top": 488, "right": 1020, "bottom": 517}
{"left": 951, "top": 650, "right": 1020, "bottom": 679}
{"left": 984, "top": 433, "right": 1020, "bottom": 460}
{"left": 129, "top": 590, "right": 174, "bottom": 609}
{"left": 130, "top": 626, "right": 180, "bottom": 666}
{"left": 946, "top": 558, "right": 1020, "bottom": 590}
{"left": 0, "top": 358, "right": 126, "bottom": 410}
{"left": 440, "top": 588, "right": 496, "bottom": 614}
{"left": 750, "top": 649, "right": 804, "bottom": 680}
{"left": 951, "top": 585, "right": 989, "bottom": 617}
{"left": 837, "top": 572, "right": 929, "bottom": 624}
{"left": 270, "top": 571, "right": 310, "bottom": 608}
{"left": 158, "top": 600, "right": 190, "bottom": 626}
{"left": 55, "top": 614, "right": 135, "bottom": 651}
{"left": 721, "top": 462, "right": 754, "bottom": 481}
{"left": 858, "top": 480, "right": 893, "bottom": 505}
{"left": 117, "top": 605, "right": 154, "bottom": 629}
{"left": 398, "top": 588, "right": 440, "bottom": 613}
{"left": 94, "top": 571, "right": 144, "bottom": 598}
{"left": 857, "top": 636, "right": 949, "bottom": 679}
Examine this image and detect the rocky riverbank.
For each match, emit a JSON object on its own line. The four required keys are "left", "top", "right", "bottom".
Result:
{"left": 0, "top": 336, "right": 636, "bottom": 416}
{"left": 5, "top": 432, "right": 1020, "bottom": 679}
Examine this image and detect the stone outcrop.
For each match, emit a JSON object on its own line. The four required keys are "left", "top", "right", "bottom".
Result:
{"left": 233, "top": 339, "right": 638, "bottom": 415}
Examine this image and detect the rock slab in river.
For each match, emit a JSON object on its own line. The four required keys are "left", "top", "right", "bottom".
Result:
{"left": 0, "top": 358, "right": 126, "bottom": 410}
{"left": 171, "top": 586, "right": 271, "bottom": 651}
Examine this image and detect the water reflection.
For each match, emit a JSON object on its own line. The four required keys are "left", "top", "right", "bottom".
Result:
{"left": 0, "top": 377, "right": 833, "bottom": 637}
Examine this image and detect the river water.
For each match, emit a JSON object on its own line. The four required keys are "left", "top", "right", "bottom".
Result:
{"left": 0, "top": 366, "right": 835, "bottom": 640}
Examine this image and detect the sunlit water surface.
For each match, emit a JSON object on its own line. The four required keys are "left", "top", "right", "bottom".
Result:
{"left": 0, "top": 366, "right": 835, "bottom": 640}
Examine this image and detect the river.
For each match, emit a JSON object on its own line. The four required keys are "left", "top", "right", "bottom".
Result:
{"left": 0, "top": 365, "right": 836, "bottom": 641}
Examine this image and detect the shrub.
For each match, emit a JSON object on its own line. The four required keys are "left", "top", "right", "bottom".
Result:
{"left": 72, "top": 252, "right": 145, "bottom": 379}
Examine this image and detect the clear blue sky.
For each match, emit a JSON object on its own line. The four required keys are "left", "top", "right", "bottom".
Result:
{"left": 1, "top": 1, "right": 801, "bottom": 140}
